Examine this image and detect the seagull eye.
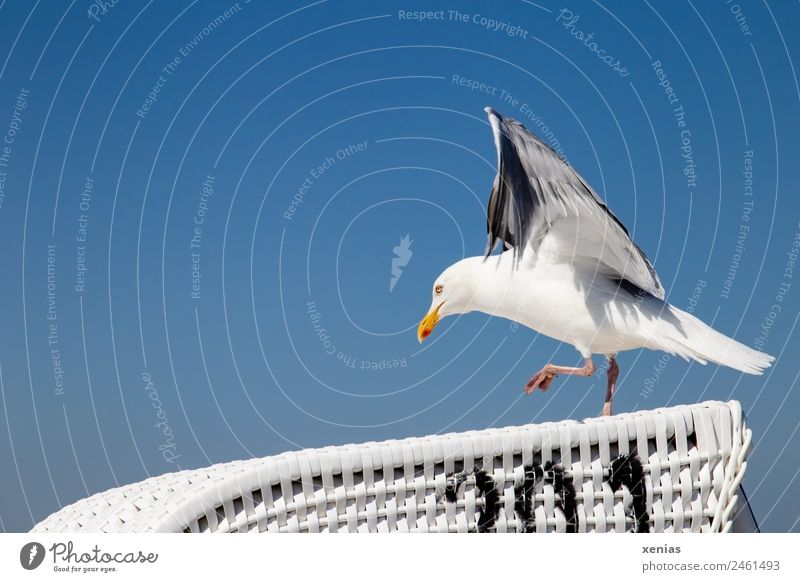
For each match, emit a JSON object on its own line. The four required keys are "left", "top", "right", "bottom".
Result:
{"left": 435, "top": 284, "right": 443, "bottom": 295}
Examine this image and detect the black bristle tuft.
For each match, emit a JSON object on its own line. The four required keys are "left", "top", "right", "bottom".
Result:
{"left": 608, "top": 454, "right": 650, "bottom": 533}
{"left": 474, "top": 469, "right": 500, "bottom": 533}
{"left": 444, "top": 471, "right": 469, "bottom": 503}
{"left": 628, "top": 455, "right": 649, "bottom": 533}
{"left": 546, "top": 463, "right": 577, "bottom": 533}
{"left": 609, "top": 454, "right": 630, "bottom": 492}
{"left": 513, "top": 463, "right": 541, "bottom": 533}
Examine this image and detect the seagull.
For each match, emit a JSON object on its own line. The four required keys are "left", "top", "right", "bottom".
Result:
{"left": 417, "top": 107, "right": 774, "bottom": 416}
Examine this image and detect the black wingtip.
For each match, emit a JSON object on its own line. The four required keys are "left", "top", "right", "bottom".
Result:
{"left": 483, "top": 233, "right": 495, "bottom": 260}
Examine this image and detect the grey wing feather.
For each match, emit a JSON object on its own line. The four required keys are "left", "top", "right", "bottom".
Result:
{"left": 483, "top": 106, "right": 664, "bottom": 299}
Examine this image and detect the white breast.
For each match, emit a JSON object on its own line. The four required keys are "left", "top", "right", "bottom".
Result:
{"left": 476, "top": 250, "right": 653, "bottom": 357}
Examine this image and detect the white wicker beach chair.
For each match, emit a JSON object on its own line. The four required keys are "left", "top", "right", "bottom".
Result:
{"left": 31, "top": 400, "right": 756, "bottom": 533}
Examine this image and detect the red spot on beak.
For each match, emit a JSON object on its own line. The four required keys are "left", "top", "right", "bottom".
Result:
{"left": 418, "top": 302, "right": 444, "bottom": 343}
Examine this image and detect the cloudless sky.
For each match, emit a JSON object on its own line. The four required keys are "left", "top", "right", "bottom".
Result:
{"left": 0, "top": 0, "right": 799, "bottom": 532}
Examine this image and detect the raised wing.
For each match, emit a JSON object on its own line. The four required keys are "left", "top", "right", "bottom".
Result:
{"left": 483, "top": 106, "right": 664, "bottom": 299}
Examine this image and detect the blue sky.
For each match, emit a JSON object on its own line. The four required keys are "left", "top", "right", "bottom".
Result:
{"left": 0, "top": 0, "right": 799, "bottom": 532}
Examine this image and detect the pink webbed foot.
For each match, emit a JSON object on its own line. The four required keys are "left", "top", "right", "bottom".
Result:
{"left": 523, "top": 358, "right": 596, "bottom": 396}
{"left": 524, "top": 367, "right": 558, "bottom": 394}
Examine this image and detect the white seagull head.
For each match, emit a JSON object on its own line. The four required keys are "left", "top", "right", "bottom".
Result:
{"left": 418, "top": 257, "right": 490, "bottom": 342}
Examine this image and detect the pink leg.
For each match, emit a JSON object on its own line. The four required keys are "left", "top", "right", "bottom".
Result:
{"left": 600, "top": 356, "right": 619, "bottom": 416}
{"left": 524, "top": 358, "right": 595, "bottom": 395}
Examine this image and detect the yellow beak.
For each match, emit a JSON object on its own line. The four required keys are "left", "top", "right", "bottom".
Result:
{"left": 417, "top": 302, "right": 444, "bottom": 343}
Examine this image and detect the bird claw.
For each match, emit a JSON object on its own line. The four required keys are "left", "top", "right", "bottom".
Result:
{"left": 524, "top": 369, "right": 557, "bottom": 394}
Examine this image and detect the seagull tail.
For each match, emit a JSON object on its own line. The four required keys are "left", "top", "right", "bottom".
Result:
{"left": 655, "top": 305, "right": 774, "bottom": 375}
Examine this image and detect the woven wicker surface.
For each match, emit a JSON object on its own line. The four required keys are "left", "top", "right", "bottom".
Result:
{"left": 31, "top": 400, "right": 752, "bottom": 533}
